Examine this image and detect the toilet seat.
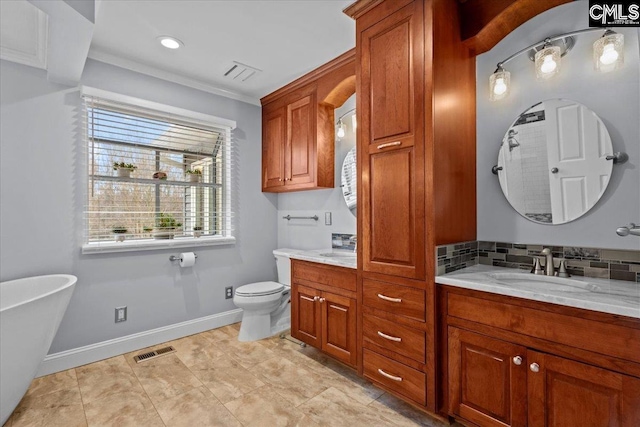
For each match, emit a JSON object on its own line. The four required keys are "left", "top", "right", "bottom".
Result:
{"left": 235, "top": 281, "right": 284, "bottom": 297}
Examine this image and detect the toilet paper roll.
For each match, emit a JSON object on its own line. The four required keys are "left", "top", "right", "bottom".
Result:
{"left": 179, "top": 252, "right": 196, "bottom": 268}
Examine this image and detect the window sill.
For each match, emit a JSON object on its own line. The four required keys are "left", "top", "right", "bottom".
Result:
{"left": 82, "top": 236, "right": 236, "bottom": 255}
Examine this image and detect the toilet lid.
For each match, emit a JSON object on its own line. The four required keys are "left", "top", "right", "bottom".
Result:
{"left": 235, "top": 281, "right": 284, "bottom": 297}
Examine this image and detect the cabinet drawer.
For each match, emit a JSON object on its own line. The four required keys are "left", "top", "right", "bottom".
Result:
{"left": 447, "top": 292, "right": 640, "bottom": 364}
{"left": 292, "top": 260, "right": 356, "bottom": 293}
{"left": 363, "top": 349, "right": 426, "bottom": 405}
{"left": 363, "top": 314, "right": 425, "bottom": 363}
{"left": 363, "top": 278, "right": 425, "bottom": 321}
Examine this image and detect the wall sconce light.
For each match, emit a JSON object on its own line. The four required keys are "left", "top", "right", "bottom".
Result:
{"left": 489, "top": 28, "right": 624, "bottom": 101}
{"left": 336, "top": 107, "right": 355, "bottom": 140}
{"left": 594, "top": 30, "right": 624, "bottom": 72}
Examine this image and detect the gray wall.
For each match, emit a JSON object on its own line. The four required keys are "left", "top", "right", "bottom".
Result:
{"left": 477, "top": 1, "right": 640, "bottom": 250}
{"left": 0, "top": 59, "right": 278, "bottom": 353}
{"left": 277, "top": 95, "right": 357, "bottom": 249}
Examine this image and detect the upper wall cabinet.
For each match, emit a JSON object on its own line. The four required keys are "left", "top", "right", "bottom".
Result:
{"left": 261, "top": 51, "right": 356, "bottom": 193}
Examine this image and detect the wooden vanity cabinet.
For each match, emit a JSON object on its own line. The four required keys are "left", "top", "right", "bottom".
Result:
{"left": 290, "top": 260, "right": 357, "bottom": 367}
{"left": 441, "top": 285, "right": 640, "bottom": 427}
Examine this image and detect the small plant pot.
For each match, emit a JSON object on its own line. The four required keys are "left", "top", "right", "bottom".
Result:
{"left": 116, "top": 168, "right": 133, "bottom": 178}
{"left": 188, "top": 174, "right": 201, "bottom": 183}
{"left": 153, "top": 228, "right": 175, "bottom": 240}
{"left": 193, "top": 231, "right": 203, "bottom": 238}
{"left": 114, "top": 234, "right": 126, "bottom": 242}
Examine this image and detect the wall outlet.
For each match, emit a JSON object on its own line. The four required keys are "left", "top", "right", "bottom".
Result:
{"left": 225, "top": 286, "right": 233, "bottom": 299}
{"left": 115, "top": 306, "right": 127, "bottom": 323}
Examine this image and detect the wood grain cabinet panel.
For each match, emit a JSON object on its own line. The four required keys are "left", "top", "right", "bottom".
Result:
{"left": 527, "top": 350, "right": 640, "bottom": 427}
{"left": 448, "top": 327, "right": 527, "bottom": 427}
{"left": 291, "top": 284, "right": 321, "bottom": 348}
{"left": 363, "top": 348, "right": 426, "bottom": 405}
{"left": 262, "top": 107, "right": 286, "bottom": 190}
{"left": 363, "top": 314, "right": 425, "bottom": 363}
{"left": 362, "top": 278, "right": 425, "bottom": 321}
{"left": 322, "top": 292, "right": 357, "bottom": 366}
{"left": 286, "top": 95, "right": 315, "bottom": 186}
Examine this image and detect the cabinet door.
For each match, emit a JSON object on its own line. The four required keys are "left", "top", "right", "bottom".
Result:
{"left": 448, "top": 327, "right": 528, "bottom": 427}
{"left": 528, "top": 350, "right": 640, "bottom": 427}
{"left": 359, "top": 0, "right": 425, "bottom": 280}
{"left": 262, "top": 107, "right": 286, "bottom": 190}
{"left": 291, "top": 284, "right": 321, "bottom": 348}
{"left": 286, "top": 95, "right": 315, "bottom": 186}
{"left": 321, "top": 291, "right": 357, "bottom": 367}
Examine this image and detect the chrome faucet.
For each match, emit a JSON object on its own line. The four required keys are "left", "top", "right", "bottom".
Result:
{"left": 541, "top": 248, "right": 554, "bottom": 276}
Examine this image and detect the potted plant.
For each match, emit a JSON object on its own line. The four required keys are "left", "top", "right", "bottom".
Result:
{"left": 152, "top": 171, "right": 168, "bottom": 180}
{"left": 186, "top": 169, "right": 202, "bottom": 182}
{"left": 113, "top": 162, "right": 137, "bottom": 178}
{"left": 112, "top": 226, "right": 127, "bottom": 242}
{"left": 152, "top": 213, "right": 182, "bottom": 240}
{"left": 143, "top": 225, "right": 153, "bottom": 236}
{"left": 193, "top": 225, "right": 203, "bottom": 238}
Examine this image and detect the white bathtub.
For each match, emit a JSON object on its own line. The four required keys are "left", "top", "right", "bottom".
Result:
{"left": 0, "top": 274, "right": 77, "bottom": 425}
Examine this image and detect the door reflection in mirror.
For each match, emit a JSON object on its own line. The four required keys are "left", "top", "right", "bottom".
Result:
{"left": 497, "top": 99, "right": 614, "bottom": 225}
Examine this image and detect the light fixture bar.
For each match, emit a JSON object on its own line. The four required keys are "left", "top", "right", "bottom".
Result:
{"left": 496, "top": 28, "right": 608, "bottom": 68}
{"left": 336, "top": 107, "right": 356, "bottom": 123}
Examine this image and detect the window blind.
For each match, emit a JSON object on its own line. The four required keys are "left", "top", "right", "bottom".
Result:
{"left": 82, "top": 93, "right": 234, "bottom": 250}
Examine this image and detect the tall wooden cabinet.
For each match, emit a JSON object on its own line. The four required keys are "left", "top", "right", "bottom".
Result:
{"left": 346, "top": 0, "right": 476, "bottom": 412}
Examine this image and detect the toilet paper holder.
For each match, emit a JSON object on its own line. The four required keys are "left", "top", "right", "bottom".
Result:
{"left": 169, "top": 253, "right": 198, "bottom": 262}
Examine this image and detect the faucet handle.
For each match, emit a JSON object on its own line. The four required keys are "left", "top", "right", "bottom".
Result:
{"left": 556, "top": 260, "right": 570, "bottom": 278}
{"left": 532, "top": 257, "right": 545, "bottom": 275}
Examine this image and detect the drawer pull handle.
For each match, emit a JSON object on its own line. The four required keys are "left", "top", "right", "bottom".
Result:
{"left": 377, "top": 331, "right": 402, "bottom": 342}
{"left": 329, "top": 304, "right": 347, "bottom": 312}
{"left": 377, "top": 141, "right": 402, "bottom": 150}
{"left": 377, "top": 368, "right": 403, "bottom": 382}
{"left": 377, "top": 293, "right": 402, "bottom": 303}
{"left": 302, "top": 296, "right": 315, "bottom": 302}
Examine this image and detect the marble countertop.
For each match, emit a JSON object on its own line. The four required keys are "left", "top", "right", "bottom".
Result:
{"left": 276, "top": 248, "right": 357, "bottom": 269}
{"left": 437, "top": 264, "right": 640, "bottom": 319}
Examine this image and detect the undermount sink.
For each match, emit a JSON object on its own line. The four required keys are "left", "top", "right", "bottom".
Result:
{"left": 319, "top": 252, "right": 356, "bottom": 258}
{"left": 488, "top": 272, "right": 602, "bottom": 293}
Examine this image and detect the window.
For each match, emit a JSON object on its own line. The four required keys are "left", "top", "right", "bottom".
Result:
{"left": 81, "top": 88, "right": 235, "bottom": 253}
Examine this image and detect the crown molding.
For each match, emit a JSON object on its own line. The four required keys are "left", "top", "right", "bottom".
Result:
{"left": 87, "top": 49, "right": 261, "bottom": 107}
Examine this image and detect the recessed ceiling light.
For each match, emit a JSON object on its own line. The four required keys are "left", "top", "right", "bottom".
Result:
{"left": 158, "top": 36, "right": 183, "bottom": 50}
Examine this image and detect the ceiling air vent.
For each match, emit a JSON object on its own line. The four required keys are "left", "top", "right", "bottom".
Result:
{"left": 223, "top": 61, "right": 262, "bottom": 83}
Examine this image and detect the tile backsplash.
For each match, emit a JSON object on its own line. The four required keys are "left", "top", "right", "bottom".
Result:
{"left": 478, "top": 241, "right": 640, "bottom": 282}
{"left": 436, "top": 241, "right": 478, "bottom": 275}
{"left": 332, "top": 233, "right": 356, "bottom": 251}
{"left": 436, "top": 240, "right": 640, "bottom": 282}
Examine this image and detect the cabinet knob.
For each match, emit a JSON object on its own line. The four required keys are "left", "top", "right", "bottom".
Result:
{"left": 313, "top": 296, "right": 319, "bottom": 302}
{"left": 512, "top": 356, "right": 523, "bottom": 366}
{"left": 530, "top": 362, "right": 540, "bottom": 373}
{"left": 319, "top": 297, "right": 325, "bottom": 303}
{"left": 278, "top": 178, "right": 282, "bottom": 182}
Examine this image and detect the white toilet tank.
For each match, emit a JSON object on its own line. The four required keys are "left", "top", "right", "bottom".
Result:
{"left": 273, "top": 249, "right": 297, "bottom": 286}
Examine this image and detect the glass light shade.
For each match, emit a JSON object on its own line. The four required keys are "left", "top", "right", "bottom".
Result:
{"left": 535, "top": 46, "right": 561, "bottom": 80}
{"left": 337, "top": 120, "right": 346, "bottom": 139}
{"left": 351, "top": 114, "right": 357, "bottom": 131}
{"left": 489, "top": 69, "right": 511, "bottom": 101}
{"left": 593, "top": 33, "right": 624, "bottom": 72}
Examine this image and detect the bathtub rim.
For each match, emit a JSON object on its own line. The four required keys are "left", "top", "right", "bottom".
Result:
{"left": 0, "top": 274, "right": 78, "bottom": 313}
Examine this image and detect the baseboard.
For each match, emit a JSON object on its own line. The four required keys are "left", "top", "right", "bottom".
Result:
{"left": 37, "top": 308, "right": 243, "bottom": 377}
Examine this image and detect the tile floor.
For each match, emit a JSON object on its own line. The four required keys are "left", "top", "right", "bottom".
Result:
{"left": 5, "top": 323, "right": 450, "bottom": 427}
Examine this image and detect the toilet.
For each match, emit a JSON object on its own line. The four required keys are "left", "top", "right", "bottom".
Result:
{"left": 233, "top": 249, "right": 295, "bottom": 341}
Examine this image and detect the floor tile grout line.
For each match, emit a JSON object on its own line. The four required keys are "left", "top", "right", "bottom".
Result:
{"left": 73, "top": 368, "right": 91, "bottom": 427}
{"left": 127, "top": 354, "right": 169, "bottom": 427}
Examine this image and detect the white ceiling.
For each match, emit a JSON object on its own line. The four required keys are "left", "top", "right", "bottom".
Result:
{"left": 89, "top": 0, "right": 355, "bottom": 105}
